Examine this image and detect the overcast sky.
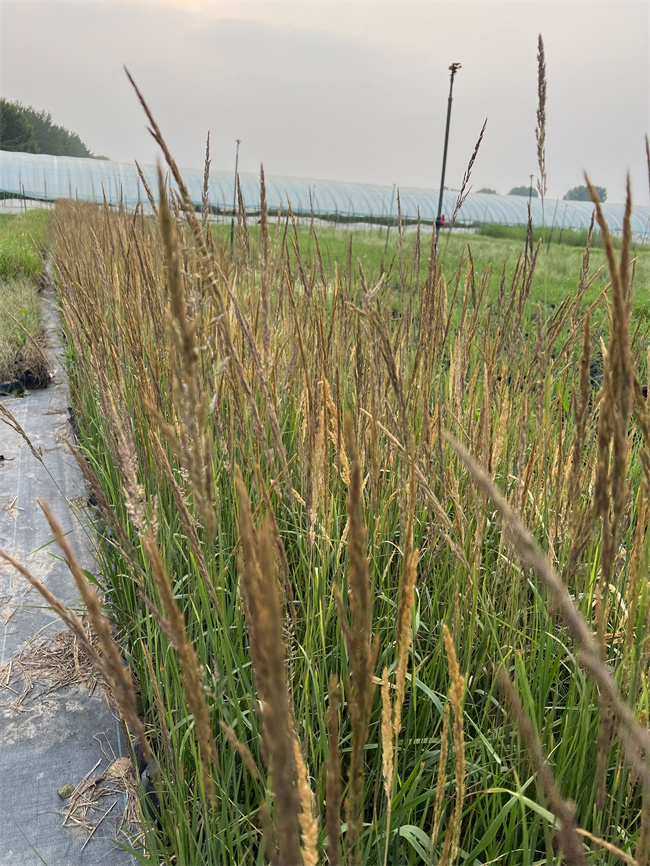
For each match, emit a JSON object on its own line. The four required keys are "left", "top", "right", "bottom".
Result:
{"left": 1, "top": 0, "right": 648, "bottom": 204}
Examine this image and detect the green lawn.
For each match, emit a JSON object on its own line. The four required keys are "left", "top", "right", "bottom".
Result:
{"left": 211, "top": 220, "right": 650, "bottom": 323}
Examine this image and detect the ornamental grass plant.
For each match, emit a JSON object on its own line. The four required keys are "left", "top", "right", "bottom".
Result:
{"left": 4, "top": 100, "right": 650, "bottom": 865}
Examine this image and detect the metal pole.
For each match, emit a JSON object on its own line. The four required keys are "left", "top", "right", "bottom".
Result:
{"left": 230, "top": 139, "right": 241, "bottom": 259}
{"left": 384, "top": 183, "right": 396, "bottom": 255}
{"left": 435, "top": 62, "right": 461, "bottom": 253}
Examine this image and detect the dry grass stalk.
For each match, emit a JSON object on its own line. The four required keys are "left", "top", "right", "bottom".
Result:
{"left": 106, "top": 387, "right": 148, "bottom": 534}
{"left": 334, "top": 414, "right": 379, "bottom": 852}
{"left": 446, "top": 433, "right": 650, "bottom": 791}
{"left": 150, "top": 431, "right": 217, "bottom": 605}
{"left": 126, "top": 68, "right": 296, "bottom": 504}
{"left": 379, "top": 448, "right": 418, "bottom": 863}
{"left": 497, "top": 667, "right": 586, "bottom": 864}
{"left": 135, "top": 160, "right": 158, "bottom": 216}
{"left": 325, "top": 675, "right": 341, "bottom": 866}
{"left": 584, "top": 176, "right": 635, "bottom": 808}
{"left": 219, "top": 721, "right": 261, "bottom": 782}
{"left": 259, "top": 165, "right": 272, "bottom": 378}
{"left": 536, "top": 34, "right": 547, "bottom": 200}
{"left": 358, "top": 407, "right": 468, "bottom": 568}
{"left": 565, "top": 311, "right": 594, "bottom": 583}
{"left": 358, "top": 289, "right": 409, "bottom": 447}
{"left": 575, "top": 827, "right": 639, "bottom": 866}
{"left": 0, "top": 509, "right": 151, "bottom": 764}
{"left": 140, "top": 531, "right": 219, "bottom": 800}
{"left": 450, "top": 118, "right": 488, "bottom": 229}
{"left": 201, "top": 131, "right": 211, "bottom": 227}
{"left": 393, "top": 453, "right": 418, "bottom": 739}
{"left": 293, "top": 737, "right": 319, "bottom": 866}
{"left": 39, "top": 500, "right": 153, "bottom": 764}
{"left": 254, "top": 461, "right": 294, "bottom": 608}
{"left": 157, "top": 168, "right": 216, "bottom": 539}
{"left": 431, "top": 703, "right": 450, "bottom": 851}
{"left": 637, "top": 788, "right": 650, "bottom": 866}
{"left": 65, "top": 441, "right": 145, "bottom": 587}
{"left": 0, "top": 547, "right": 91, "bottom": 649}
{"left": 380, "top": 667, "right": 394, "bottom": 801}
{"left": 437, "top": 814, "right": 456, "bottom": 866}
{"left": 0, "top": 403, "right": 43, "bottom": 463}
{"left": 442, "top": 624, "right": 465, "bottom": 864}
{"left": 235, "top": 468, "right": 301, "bottom": 865}
{"left": 380, "top": 666, "right": 395, "bottom": 866}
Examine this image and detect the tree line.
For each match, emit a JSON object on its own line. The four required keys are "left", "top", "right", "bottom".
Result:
{"left": 0, "top": 99, "right": 107, "bottom": 159}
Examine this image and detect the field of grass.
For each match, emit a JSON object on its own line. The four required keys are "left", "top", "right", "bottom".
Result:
{"left": 477, "top": 221, "right": 622, "bottom": 249}
{"left": 212, "top": 221, "right": 650, "bottom": 327}
{"left": 22, "top": 141, "right": 649, "bottom": 866}
{"left": 0, "top": 211, "right": 50, "bottom": 386}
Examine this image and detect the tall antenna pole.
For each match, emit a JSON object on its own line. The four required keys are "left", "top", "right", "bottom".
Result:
{"left": 435, "top": 62, "right": 461, "bottom": 253}
{"left": 230, "top": 138, "right": 241, "bottom": 260}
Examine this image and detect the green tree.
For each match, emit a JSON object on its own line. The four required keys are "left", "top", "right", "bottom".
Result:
{"left": 0, "top": 100, "right": 105, "bottom": 159}
{"left": 17, "top": 104, "right": 94, "bottom": 158}
{"left": 478, "top": 188, "right": 497, "bottom": 194}
{"left": 0, "top": 100, "right": 39, "bottom": 153}
{"left": 563, "top": 184, "right": 607, "bottom": 202}
{"left": 508, "top": 185, "right": 538, "bottom": 197}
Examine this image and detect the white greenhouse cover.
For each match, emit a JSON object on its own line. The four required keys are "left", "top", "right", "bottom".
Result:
{"left": 1, "top": 150, "right": 649, "bottom": 238}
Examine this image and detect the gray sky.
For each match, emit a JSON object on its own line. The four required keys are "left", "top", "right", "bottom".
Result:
{"left": 1, "top": 0, "right": 648, "bottom": 204}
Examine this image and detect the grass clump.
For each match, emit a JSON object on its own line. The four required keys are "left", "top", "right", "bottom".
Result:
{"left": 0, "top": 275, "right": 48, "bottom": 384}
{"left": 0, "top": 209, "right": 50, "bottom": 280}
{"left": 0, "top": 210, "right": 50, "bottom": 385}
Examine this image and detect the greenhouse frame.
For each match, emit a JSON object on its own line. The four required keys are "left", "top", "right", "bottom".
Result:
{"left": 1, "top": 150, "right": 649, "bottom": 239}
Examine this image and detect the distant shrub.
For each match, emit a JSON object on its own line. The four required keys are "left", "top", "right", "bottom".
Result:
{"left": 564, "top": 184, "right": 607, "bottom": 202}
{"left": 508, "top": 186, "right": 538, "bottom": 197}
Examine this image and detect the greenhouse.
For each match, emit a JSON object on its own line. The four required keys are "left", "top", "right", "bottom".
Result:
{"left": 1, "top": 150, "right": 649, "bottom": 239}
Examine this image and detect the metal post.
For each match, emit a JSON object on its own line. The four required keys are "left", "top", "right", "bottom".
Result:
{"left": 435, "top": 62, "right": 461, "bottom": 253}
{"left": 230, "top": 139, "right": 241, "bottom": 260}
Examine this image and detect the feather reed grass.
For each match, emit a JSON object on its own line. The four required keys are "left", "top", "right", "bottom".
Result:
{"left": 334, "top": 415, "right": 379, "bottom": 854}
{"left": 37, "top": 67, "right": 650, "bottom": 864}
{"left": 235, "top": 468, "right": 302, "bottom": 865}
{"left": 536, "top": 34, "right": 547, "bottom": 201}
{"left": 325, "top": 675, "right": 341, "bottom": 866}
